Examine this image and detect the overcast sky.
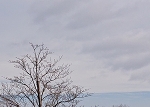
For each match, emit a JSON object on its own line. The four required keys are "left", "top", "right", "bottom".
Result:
{"left": 0, "top": 0, "right": 150, "bottom": 93}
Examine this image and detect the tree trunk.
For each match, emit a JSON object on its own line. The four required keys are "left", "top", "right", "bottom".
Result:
{"left": 37, "top": 80, "right": 42, "bottom": 107}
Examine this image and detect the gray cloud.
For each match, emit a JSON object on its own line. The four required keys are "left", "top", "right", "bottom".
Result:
{"left": 129, "top": 65, "right": 150, "bottom": 83}
{"left": 1, "top": 0, "right": 150, "bottom": 92}
{"left": 30, "top": 0, "right": 81, "bottom": 24}
{"left": 28, "top": 0, "right": 150, "bottom": 83}
{"left": 83, "top": 32, "right": 150, "bottom": 70}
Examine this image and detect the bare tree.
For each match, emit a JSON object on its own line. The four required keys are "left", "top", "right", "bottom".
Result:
{"left": 0, "top": 43, "right": 89, "bottom": 107}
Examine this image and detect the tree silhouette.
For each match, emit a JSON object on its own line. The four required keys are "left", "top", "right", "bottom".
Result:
{"left": 0, "top": 43, "right": 89, "bottom": 107}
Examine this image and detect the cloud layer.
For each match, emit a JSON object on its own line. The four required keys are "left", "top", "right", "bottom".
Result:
{"left": 0, "top": 0, "right": 150, "bottom": 92}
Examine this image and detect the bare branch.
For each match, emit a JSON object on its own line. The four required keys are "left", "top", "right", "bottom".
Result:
{"left": 0, "top": 43, "right": 89, "bottom": 107}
